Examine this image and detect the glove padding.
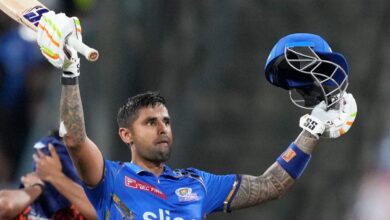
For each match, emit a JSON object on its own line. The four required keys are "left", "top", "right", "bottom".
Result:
{"left": 321, "top": 93, "right": 357, "bottom": 138}
{"left": 37, "top": 11, "right": 82, "bottom": 77}
{"left": 300, "top": 93, "right": 357, "bottom": 139}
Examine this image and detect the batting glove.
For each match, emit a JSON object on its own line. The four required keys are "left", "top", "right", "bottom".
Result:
{"left": 300, "top": 92, "right": 357, "bottom": 139}
{"left": 37, "top": 11, "right": 82, "bottom": 77}
{"left": 321, "top": 93, "right": 357, "bottom": 138}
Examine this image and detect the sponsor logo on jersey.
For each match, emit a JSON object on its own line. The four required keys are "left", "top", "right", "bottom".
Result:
{"left": 175, "top": 187, "right": 199, "bottom": 202}
{"left": 23, "top": 6, "right": 49, "bottom": 27}
{"left": 125, "top": 176, "right": 167, "bottom": 199}
{"left": 143, "top": 208, "right": 196, "bottom": 220}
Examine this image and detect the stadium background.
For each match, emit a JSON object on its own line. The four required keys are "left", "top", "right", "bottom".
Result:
{"left": 1, "top": 0, "right": 390, "bottom": 219}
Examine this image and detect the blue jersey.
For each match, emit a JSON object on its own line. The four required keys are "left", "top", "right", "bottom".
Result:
{"left": 84, "top": 160, "right": 241, "bottom": 220}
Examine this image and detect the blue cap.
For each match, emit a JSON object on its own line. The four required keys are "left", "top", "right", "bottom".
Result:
{"left": 264, "top": 33, "right": 349, "bottom": 89}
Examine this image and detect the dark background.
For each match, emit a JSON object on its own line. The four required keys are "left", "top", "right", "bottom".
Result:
{"left": 4, "top": 1, "right": 390, "bottom": 219}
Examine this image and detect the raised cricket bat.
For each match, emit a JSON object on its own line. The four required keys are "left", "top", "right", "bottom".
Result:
{"left": 0, "top": 0, "right": 99, "bottom": 61}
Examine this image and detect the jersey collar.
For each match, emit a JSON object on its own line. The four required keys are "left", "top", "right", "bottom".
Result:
{"left": 127, "top": 162, "right": 179, "bottom": 179}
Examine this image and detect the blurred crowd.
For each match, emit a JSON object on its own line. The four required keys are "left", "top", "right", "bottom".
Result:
{"left": 0, "top": 12, "right": 50, "bottom": 184}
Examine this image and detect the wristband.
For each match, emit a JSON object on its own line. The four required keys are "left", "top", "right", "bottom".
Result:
{"left": 61, "top": 76, "right": 78, "bottom": 85}
{"left": 276, "top": 143, "right": 311, "bottom": 179}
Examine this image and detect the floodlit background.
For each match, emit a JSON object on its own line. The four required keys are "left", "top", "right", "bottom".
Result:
{"left": 1, "top": 1, "right": 390, "bottom": 219}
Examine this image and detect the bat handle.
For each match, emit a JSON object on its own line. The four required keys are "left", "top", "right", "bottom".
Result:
{"left": 67, "top": 37, "right": 99, "bottom": 62}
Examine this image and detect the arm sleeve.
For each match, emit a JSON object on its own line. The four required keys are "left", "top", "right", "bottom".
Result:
{"left": 189, "top": 168, "right": 241, "bottom": 214}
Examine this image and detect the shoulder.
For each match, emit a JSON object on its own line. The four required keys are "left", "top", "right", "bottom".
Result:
{"left": 104, "top": 160, "right": 135, "bottom": 178}
{"left": 176, "top": 167, "right": 238, "bottom": 185}
{"left": 174, "top": 167, "right": 202, "bottom": 177}
{"left": 105, "top": 160, "right": 126, "bottom": 170}
{"left": 173, "top": 167, "right": 215, "bottom": 183}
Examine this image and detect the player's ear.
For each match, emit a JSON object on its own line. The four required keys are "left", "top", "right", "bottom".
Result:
{"left": 118, "top": 127, "right": 132, "bottom": 145}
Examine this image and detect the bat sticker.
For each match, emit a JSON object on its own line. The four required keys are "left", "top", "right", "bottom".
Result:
{"left": 22, "top": 6, "right": 48, "bottom": 27}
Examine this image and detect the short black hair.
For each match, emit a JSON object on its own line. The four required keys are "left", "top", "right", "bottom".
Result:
{"left": 48, "top": 129, "right": 62, "bottom": 140}
{"left": 117, "top": 91, "right": 166, "bottom": 128}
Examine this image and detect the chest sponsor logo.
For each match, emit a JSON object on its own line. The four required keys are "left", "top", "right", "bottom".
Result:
{"left": 175, "top": 187, "right": 199, "bottom": 202}
{"left": 125, "top": 176, "right": 167, "bottom": 199}
{"left": 143, "top": 208, "right": 197, "bottom": 220}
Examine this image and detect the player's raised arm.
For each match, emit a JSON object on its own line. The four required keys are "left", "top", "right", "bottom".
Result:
{"left": 36, "top": 12, "right": 103, "bottom": 186}
{"left": 229, "top": 93, "right": 357, "bottom": 210}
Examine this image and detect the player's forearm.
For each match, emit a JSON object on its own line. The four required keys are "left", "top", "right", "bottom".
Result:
{"left": 230, "top": 130, "right": 318, "bottom": 210}
{"left": 48, "top": 172, "right": 97, "bottom": 220}
{"left": 60, "top": 84, "right": 105, "bottom": 187}
{"left": 230, "top": 163, "right": 293, "bottom": 210}
{"left": 293, "top": 130, "right": 318, "bottom": 154}
{"left": 60, "top": 84, "right": 87, "bottom": 148}
{"left": 0, "top": 187, "right": 42, "bottom": 218}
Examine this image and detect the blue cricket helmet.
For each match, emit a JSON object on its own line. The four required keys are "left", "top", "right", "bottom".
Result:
{"left": 264, "top": 33, "right": 349, "bottom": 109}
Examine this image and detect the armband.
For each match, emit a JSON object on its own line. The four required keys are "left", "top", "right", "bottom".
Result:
{"left": 276, "top": 143, "right": 311, "bottom": 179}
{"left": 61, "top": 75, "right": 78, "bottom": 85}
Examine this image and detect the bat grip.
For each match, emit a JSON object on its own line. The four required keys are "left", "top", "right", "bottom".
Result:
{"left": 67, "top": 37, "right": 99, "bottom": 62}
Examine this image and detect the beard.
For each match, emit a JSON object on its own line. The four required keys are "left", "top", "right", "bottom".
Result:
{"left": 153, "top": 147, "right": 171, "bottom": 162}
{"left": 134, "top": 143, "right": 172, "bottom": 164}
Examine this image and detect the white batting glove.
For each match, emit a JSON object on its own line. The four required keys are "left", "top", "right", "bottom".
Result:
{"left": 37, "top": 11, "right": 82, "bottom": 77}
{"left": 321, "top": 93, "right": 357, "bottom": 138}
{"left": 300, "top": 92, "right": 357, "bottom": 139}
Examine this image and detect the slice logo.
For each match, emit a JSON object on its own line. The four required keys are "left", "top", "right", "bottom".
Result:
{"left": 143, "top": 209, "right": 197, "bottom": 220}
{"left": 125, "top": 176, "right": 167, "bottom": 199}
{"left": 23, "top": 6, "right": 49, "bottom": 27}
{"left": 175, "top": 187, "right": 199, "bottom": 202}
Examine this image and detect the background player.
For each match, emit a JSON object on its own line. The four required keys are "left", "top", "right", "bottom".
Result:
{"left": 0, "top": 130, "right": 96, "bottom": 219}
